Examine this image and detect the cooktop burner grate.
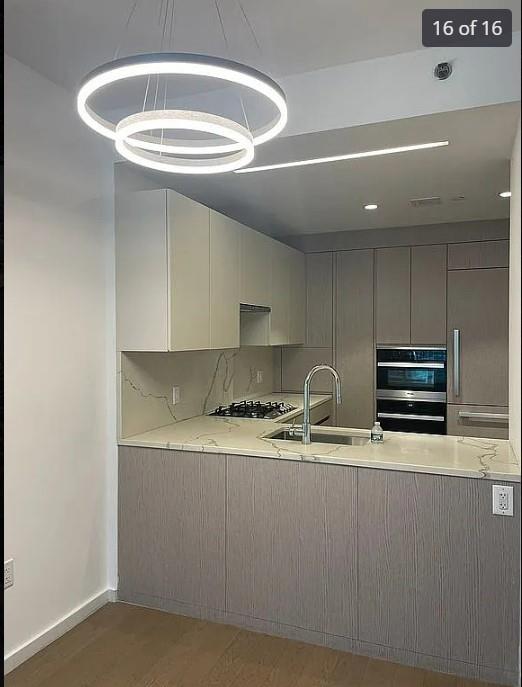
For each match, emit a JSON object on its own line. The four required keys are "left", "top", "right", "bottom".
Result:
{"left": 209, "top": 400, "right": 296, "bottom": 419}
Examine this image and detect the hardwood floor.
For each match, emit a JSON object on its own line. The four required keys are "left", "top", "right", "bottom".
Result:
{"left": 5, "top": 603, "right": 504, "bottom": 687}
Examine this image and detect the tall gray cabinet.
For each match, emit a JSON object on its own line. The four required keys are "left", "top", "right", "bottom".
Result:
{"left": 335, "top": 250, "right": 374, "bottom": 428}
{"left": 446, "top": 241, "right": 509, "bottom": 439}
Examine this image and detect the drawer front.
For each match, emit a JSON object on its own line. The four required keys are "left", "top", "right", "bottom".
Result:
{"left": 447, "top": 404, "right": 509, "bottom": 439}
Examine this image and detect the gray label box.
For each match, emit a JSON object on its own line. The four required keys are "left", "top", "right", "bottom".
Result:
{"left": 422, "top": 9, "right": 512, "bottom": 47}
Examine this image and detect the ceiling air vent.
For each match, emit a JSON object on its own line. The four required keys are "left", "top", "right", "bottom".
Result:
{"left": 409, "top": 196, "right": 442, "bottom": 208}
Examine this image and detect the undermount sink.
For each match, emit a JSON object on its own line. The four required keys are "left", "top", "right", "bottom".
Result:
{"left": 268, "top": 429, "right": 370, "bottom": 446}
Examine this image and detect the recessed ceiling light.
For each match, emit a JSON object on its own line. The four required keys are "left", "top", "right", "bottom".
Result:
{"left": 364, "top": 203, "right": 378, "bottom": 210}
{"left": 234, "top": 140, "right": 449, "bottom": 174}
{"left": 498, "top": 191, "right": 512, "bottom": 198}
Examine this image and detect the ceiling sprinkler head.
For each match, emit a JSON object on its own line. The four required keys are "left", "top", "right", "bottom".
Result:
{"left": 434, "top": 62, "right": 453, "bottom": 80}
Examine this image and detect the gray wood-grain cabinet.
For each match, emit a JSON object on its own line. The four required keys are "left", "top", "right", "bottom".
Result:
{"left": 410, "top": 244, "right": 447, "bottom": 344}
{"left": 118, "top": 447, "right": 520, "bottom": 682}
{"left": 375, "top": 246, "right": 411, "bottom": 344}
{"left": 305, "top": 252, "right": 333, "bottom": 348}
{"left": 227, "top": 456, "right": 357, "bottom": 638}
{"left": 335, "top": 250, "right": 374, "bottom": 428}
{"left": 447, "top": 404, "right": 509, "bottom": 439}
{"left": 358, "top": 468, "right": 520, "bottom": 672}
{"left": 227, "top": 456, "right": 356, "bottom": 636}
{"left": 118, "top": 447, "right": 226, "bottom": 609}
{"left": 447, "top": 267, "right": 509, "bottom": 406}
{"left": 448, "top": 240, "right": 509, "bottom": 270}
{"left": 375, "top": 245, "right": 447, "bottom": 345}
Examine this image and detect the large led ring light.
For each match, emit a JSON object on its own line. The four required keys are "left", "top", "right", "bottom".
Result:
{"left": 77, "top": 52, "right": 287, "bottom": 157}
{"left": 114, "top": 109, "right": 255, "bottom": 174}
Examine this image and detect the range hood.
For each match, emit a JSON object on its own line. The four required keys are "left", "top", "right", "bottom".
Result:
{"left": 240, "top": 304, "right": 271, "bottom": 345}
{"left": 240, "top": 303, "right": 271, "bottom": 313}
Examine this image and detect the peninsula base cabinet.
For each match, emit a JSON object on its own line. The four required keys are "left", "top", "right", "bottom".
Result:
{"left": 118, "top": 447, "right": 520, "bottom": 685}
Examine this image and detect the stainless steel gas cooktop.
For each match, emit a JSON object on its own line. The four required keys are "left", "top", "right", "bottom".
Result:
{"left": 209, "top": 400, "right": 296, "bottom": 420}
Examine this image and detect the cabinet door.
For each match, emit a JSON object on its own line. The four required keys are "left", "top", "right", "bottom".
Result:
{"left": 335, "top": 250, "right": 374, "bottom": 429}
{"left": 305, "top": 253, "right": 333, "bottom": 348}
{"left": 447, "top": 268, "right": 508, "bottom": 406}
{"left": 210, "top": 211, "right": 240, "bottom": 349}
{"left": 269, "top": 242, "right": 291, "bottom": 345}
{"left": 411, "top": 244, "right": 447, "bottom": 345}
{"left": 358, "top": 469, "right": 520, "bottom": 671}
{"left": 448, "top": 240, "right": 509, "bottom": 269}
{"left": 116, "top": 190, "right": 169, "bottom": 351}
{"left": 168, "top": 191, "right": 210, "bottom": 351}
{"left": 226, "top": 455, "right": 357, "bottom": 638}
{"left": 119, "top": 447, "right": 226, "bottom": 610}
{"left": 375, "top": 247, "right": 411, "bottom": 344}
{"left": 288, "top": 247, "right": 305, "bottom": 345}
{"left": 240, "top": 227, "right": 272, "bottom": 307}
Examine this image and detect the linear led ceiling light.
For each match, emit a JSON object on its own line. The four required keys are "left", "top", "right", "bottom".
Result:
{"left": 76, "top": 0, "right": 288, "bottom": 174}
{"left": 235, "top": 140, "right": 450, "bottom": 174}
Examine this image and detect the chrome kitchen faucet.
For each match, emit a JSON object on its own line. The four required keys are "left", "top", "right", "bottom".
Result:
{"left": 293, "top": 365, "right": 342, "bottom": 444}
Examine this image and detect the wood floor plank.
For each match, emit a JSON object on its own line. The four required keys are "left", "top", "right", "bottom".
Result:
{"left": 4, "top": 603, "right": 138, "bottom": 687}
{"left": 258, "top": 640, "right": 311, "bottom": 687}
{"left": 140, "top": 619, "right": 240, "bottom": 687}
{"left": 294, "top": 645, "right": 341, "bottom": 686}
{"left": 328, "top": 651, "right": 369, "bottom": 686}
{"left": 391, "top": 663, "right": 426, "bottom": 687}
{"left": 4, "top": 604, "right": 505, "bottom": 687}
{"left": 422, "top": 670, "right": 459, "bottom": 687}
{"left": 360, "top": 658, "right": 398, "bottom": 687}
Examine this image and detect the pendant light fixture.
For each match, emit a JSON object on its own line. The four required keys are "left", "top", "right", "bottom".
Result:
{"left": 76, "top": 0, "right": 287, "bottom": 174}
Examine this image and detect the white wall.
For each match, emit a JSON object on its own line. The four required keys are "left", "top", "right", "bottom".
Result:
{"left": 3, "top": 56, "right": 117, "bottom": 659}
{"left": 509, "top": 116, "right": 521, "bottom": 463}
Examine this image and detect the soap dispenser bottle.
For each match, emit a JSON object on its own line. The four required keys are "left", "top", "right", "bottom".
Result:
{"left": 371, "top": 421, "right": 384, "bottom": 443}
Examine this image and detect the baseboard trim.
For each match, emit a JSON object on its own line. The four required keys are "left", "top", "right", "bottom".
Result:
{"left": 4, "top": 587, "right": 118, "bottom": 675}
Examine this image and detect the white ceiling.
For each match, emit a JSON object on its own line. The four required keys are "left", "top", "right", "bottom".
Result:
{"left": 133, "top": 103, "right": 520, "bottom": 236}
{"left": 5, "top": 0, "right": 520, "bottom": 238}
{"left": 5, "top": 0, "right": 521, "bottom": 91}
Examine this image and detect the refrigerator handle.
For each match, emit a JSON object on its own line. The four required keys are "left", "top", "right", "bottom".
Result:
{"left": 453, "top": 329, "right": 461, "bottom": 397}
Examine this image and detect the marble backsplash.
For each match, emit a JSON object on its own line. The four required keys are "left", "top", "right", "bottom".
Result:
{"left": 119, "top": 347, "right": 278, "bottom": 438}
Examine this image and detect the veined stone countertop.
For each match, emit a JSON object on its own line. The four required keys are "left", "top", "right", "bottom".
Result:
{"left": 119, "top": 393, "right": 520, "bottom": 482}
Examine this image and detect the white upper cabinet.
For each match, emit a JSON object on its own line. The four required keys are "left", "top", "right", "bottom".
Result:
{"left": 168, "top": 191, "right": 211, "bottom": 351}
{"left": 210, "top": 211, "right": 240, "bottom": 350}
{"left": 288, "top": 247, "right": 306, "bottom": 344}
{"left": 240, "top": 226, "right": 273, "bottom": 307}
{"left": 116, "top": 190, "right": 170, "bottom": 352}
{"left": 116, "top": 189, "right": 211, "bottom": 352}
{"left": 116, "top": 189, "right": 305, "bottom": 351}
{"left": 270, "top": 242, "right": 305, "bottom": 346}
{"left": 269, "top": 242, "right": 291, "bottom": 345}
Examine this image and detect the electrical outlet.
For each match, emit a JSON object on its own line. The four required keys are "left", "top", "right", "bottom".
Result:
{"left": 256, "top": 370, "right": 264, "bottom": 384}
{"left": 492, "top": 485, "right": 514, "bottom": 516}
{"left": 172, "top": 386, "right": 181, "bottom": 405}
{"left": 4, "top": 559, "right": 14, "bottom": 589}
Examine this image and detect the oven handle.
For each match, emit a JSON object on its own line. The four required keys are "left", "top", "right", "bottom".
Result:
{"left": 453, "top": 329, "right": 461, "bottom": 397}
{"left": 377, "top": 412, "right": 445, "bottom": 422}
{"left": 377, "top": 362, "right": 445, "bottom": 369}
{"left": 458, "top": 412, "right": 509, "bottom": 423}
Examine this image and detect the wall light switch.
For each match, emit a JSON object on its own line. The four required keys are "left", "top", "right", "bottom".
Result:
{"left": 172, "top": 386, "right": 181, "bottom": 405}
{"left": 256, "top": 370, "right": 264, "bottom": 384}
{"left": 4, "top": 559, "right": 14, "bottom": 589}
{"left": 492, "top": 484, "right": 514, "bottom": 516}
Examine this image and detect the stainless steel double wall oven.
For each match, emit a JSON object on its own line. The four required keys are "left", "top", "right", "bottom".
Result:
{"left": 376, "top": 346, "right": 447, "bottom": 434}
